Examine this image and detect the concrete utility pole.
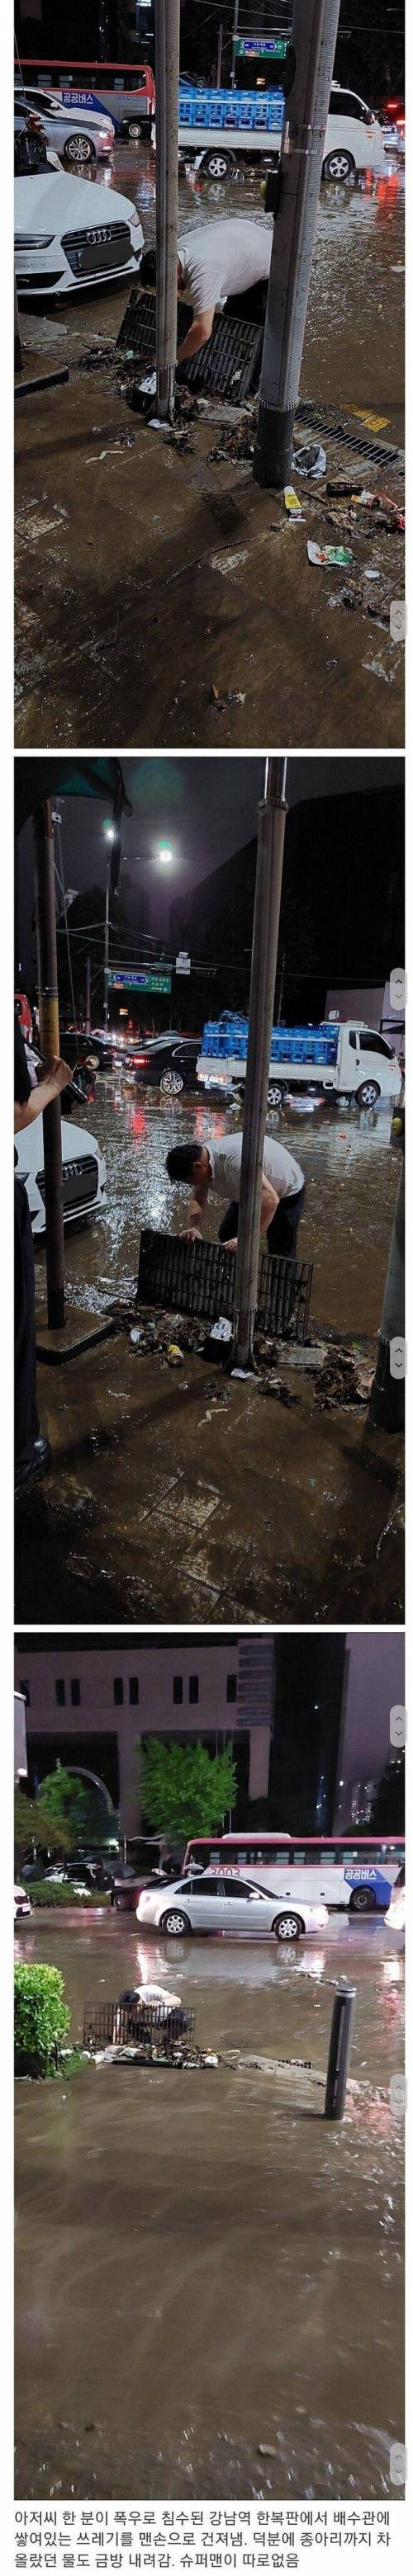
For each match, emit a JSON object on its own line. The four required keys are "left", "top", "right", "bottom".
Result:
{"left": 254, "top": 0, "right": 340, "bottom": 488}
{"left": 369, "top": 1155, "right": 405, "bottom": 1432}
{"left": 85, "top": 956, "right": 91, "bottom": 1036}
{"left": 33, "top": 801, "right": 65, "bottom": 1329}
{"left": 103, "top": 863, "right": 110, "bottom": 1026}
{"left": 154, "top": 0, "right": 180, "bottom": 421}
{"left": 234, "top": 757, "right": 288, "bottom": 1369}
{"left": 231, "top": 0, "right": 240, "bottom": 87}
{"left": 216, "top": 21, "right": 224, "bottom": 87}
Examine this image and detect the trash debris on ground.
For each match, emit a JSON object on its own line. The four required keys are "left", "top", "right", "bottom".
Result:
{"left": 210, "top": 684, "right": 246, "bottom": 710}
{"left": 208, "top": 418, "right": 255, "bottom": 466}
{"left": 262, "top": 1378, "right": 297, "bottom": 1408}
{"left": 314, "top": 1348, "right": 374, "bottom": 1411}
{"left": 307, "top": 540, "right": 353, "bottom": 568}
{"left": 166, "top": 1342, "right": 184, "bottom": 1367}
{"left": 292, "top": 441, "right": 326, "bottom": 479}
{"left": 284, "top": 486, "right": 305, "bottom": 519}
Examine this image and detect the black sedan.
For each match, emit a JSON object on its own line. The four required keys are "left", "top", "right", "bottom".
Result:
{"left": 130, "top": 1035, "right": 235, "bottom": 1100}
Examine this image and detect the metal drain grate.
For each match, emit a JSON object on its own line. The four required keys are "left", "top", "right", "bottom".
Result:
{"left": 116, "top": 288, "right": 262, "bottom": 401}
{"left": 116, "top": 287, "right": 192, "bottom": 356}
{"left": 137, "top": 1229, "right": 313, "bottom": 1342}
{"left": 83, "top": 1999, "right": 195, "bottom": 2055}
{"left": 296, "top": 399, "right": 403, "bottom": 469}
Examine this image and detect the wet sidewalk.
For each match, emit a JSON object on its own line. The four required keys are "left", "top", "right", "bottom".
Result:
{"left": 15, "top": 325, "right": 404, "bottom": 752}
{"left": 16, "top": 1324, "right": 404, "bottom": 1625}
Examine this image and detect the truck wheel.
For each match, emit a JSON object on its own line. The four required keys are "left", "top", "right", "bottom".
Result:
{"left": 268, "top": 1083, "right": 282, "bottom": 1108}
{"left": 127, "top": 120, "right": 145, "bottom": 141}
{"left": 322, "top": 149, "right": 355, "bottom": 182}
{"left": 356, "top": 1080, "right": 380, "bottom": 1108}
{"left": 200, "top": 149, "right": 234, "bottom": 181}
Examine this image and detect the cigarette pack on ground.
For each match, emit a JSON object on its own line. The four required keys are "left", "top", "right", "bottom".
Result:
{"left": 307, "top": 540, "right": 354, "bottom": 568}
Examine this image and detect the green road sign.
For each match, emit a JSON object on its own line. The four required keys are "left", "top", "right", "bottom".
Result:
{"left": 235, "top": 36, "right": 288, "bottom": 58}
{"left": 108, "top": 970, "right": 172, "bottom": 993}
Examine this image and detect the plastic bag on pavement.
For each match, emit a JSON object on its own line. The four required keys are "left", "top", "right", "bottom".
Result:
{"left": 292, "top": 441, "right": 326, "bottom": 479}
{"left": 307, "top": 540, "right": 353, "bottom": 567}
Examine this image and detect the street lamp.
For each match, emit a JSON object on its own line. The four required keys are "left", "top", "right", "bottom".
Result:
{"left": 159, "top": 843, "right": 173, "bottom": 865}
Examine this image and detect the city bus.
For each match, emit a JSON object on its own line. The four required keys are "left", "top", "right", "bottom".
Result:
{"left": 183, "top": 1833, "right": 405, "bottom": 1915}
{"left": 15, "top": 63, "right": 155, "bottom": 140}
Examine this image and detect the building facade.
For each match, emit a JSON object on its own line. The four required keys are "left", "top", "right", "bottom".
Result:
{"left": 15, "top": 1636, "right": 276, "bottom": 1836}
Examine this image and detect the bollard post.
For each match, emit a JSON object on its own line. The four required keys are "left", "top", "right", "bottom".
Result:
{"left": 254, "top": 0, "right": 341, "bottom": 488}
{"left": 325, "top": 1981, "right": 356, "bottom": 2121}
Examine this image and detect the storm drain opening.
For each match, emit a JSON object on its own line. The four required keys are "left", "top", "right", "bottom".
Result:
{"left": 116, "top": 288, "right": 263, "bottom": 402}
{"left": 137, "top": 1229, "right": 313, "bottom": 1342}
{"left": 295, "top": 399, "right": 403, "bottom": 471}
{"left": 83, "top": 2000, "right": 196, "bottom": 2058}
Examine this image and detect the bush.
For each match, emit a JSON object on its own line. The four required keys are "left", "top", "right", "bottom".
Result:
{"left": 27, "top": 1883, "right": 111, "bottom": 1909}
{"left": 14, "top": 1963, "right": 69, "bottom": 2069}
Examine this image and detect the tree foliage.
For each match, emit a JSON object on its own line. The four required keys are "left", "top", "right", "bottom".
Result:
{"left": 14, "top": 1963, "right": 69, "bottom": 2065}
{"left": 141, "top": 1739, "right": 237, "bottom": 1841}
{"left": 36, "top": 1762, "right": 110, "bottom": 1849}
{"left": 14, "top": 1787, "right": 65, "bottom": 1871}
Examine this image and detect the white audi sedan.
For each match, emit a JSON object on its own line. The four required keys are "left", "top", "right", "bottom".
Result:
{"left": 15, "top": 169, "right": 144, "bottom": 297}
{"left": 136, "top": 1871, "right": 329, "bottom": 1943}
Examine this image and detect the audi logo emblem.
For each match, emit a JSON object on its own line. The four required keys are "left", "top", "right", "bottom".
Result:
{"left": 86, "top": 226, "right": 109, "bottom": 244}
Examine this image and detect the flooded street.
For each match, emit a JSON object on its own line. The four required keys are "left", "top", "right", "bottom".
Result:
{"left": 15, "top": 1917, "right": 404, "bottom": 2502}
{"left": 43, "top": 1078, "right": 401, "bottom": 1345}
{"left": 34, "top": 144, "right": 405, "bottom": 446}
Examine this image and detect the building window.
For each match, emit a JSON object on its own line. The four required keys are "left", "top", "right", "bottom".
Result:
{"left": 20, "top": 1680, "right": 31, "bottom": 1706}
{"left": 173, "top": 1677, "right": 183, "bottom": 1706}
{"left": 55, "top": 1680, "right": 65, "bottom": 1707}
{"left": 114, "top": 1678, "right": 124, "bottom": 1706}
{"left": 129, "top": 1677, "right": 139, "bottom": 1706}
{"left": 226, "top": 1675, "right": 237, "bottom": 1704}
{"left": 70, "top": 1679, "right": 80, "bottom": 1706}
{"left": 189, "top": 1676, "right": 199, "bottom": 1705}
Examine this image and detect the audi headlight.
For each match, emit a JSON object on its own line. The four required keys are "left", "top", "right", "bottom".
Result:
{"left": 15, "top": 232, "right": 55, "bottom": 248}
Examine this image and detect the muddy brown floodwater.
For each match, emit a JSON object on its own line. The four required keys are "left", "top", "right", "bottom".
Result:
{"left": 15, "top": 1918, "right": 404, "bottom": 2503}
{"left": 46, "top": 1082, "right": 401, "bottom": 1343}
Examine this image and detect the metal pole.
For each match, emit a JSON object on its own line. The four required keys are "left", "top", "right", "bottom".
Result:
{"left": 254, "top": 0, "right": 341, "bottom": 488}
{"left": 216, "top": 21, "right": 224, "bottom": 87}
{"left": 103, "top": 863, "right": 110, "bottom": 1026}
{"left": 231, "top": 0, "right": 240, "bottom": 86}
{"left": 325, "top": 1982, "right": 356, "bottom": 2121}
{"left": 368, "top": 1155, "right": 405, "bottom": 1432}
{"left": 234, "top": 757, "right": 288, "bottom": 1370}
{"left": 33, "top": 801, "right": 65, "bottom": 1330}
{"left": 154, "top": 0, "right": 180, "bottom": 422}
{"left": 85, "top": 956, "right": 91, "bottom": 1036}
{"left": 277, "top": 949, "right": 287, "bottom": 1023}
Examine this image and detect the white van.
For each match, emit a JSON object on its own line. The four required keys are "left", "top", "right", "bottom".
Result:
{"left": 178, "top": 79, "right": 387, "bottom": 186}
{"left": 323, "top": 83, "right": 387, "bottom": 182}
{"left": 15, "top": 1112, "right": 107, "bottom": 1236}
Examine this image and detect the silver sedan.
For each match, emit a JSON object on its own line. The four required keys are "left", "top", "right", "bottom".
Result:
{"left": 136, "top": 1871, "right": 329, "bottom": 1942}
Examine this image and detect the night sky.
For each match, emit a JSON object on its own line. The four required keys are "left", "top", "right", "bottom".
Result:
{"left": 16, "top": 756, "right": 403, "bottom": 983}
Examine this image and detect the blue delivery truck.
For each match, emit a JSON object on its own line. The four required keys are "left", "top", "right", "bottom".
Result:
{"left": 196, "top": 1017, "right": 401, "bottom": 1111}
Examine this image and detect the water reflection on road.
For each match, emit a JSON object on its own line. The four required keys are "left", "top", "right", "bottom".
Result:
{"left": 45, "top": 1078, "right": 402, "bottom": 1342}
{"left": 15, "top": 1917, "right": 404, "bottom": 2501}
